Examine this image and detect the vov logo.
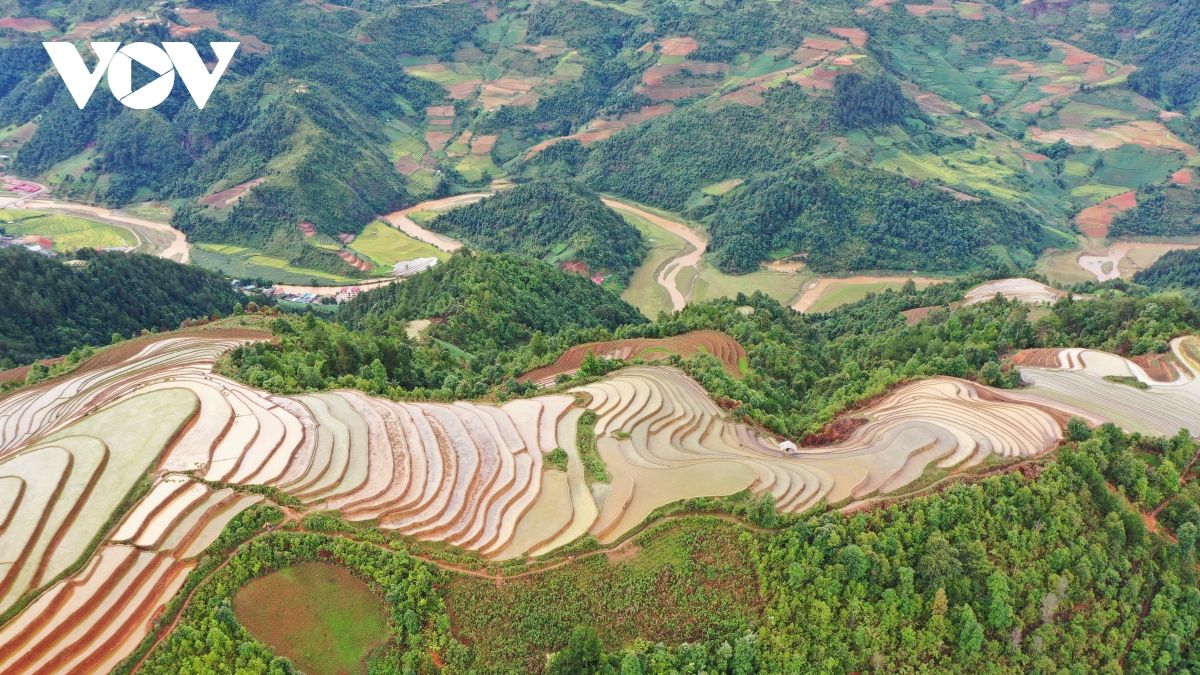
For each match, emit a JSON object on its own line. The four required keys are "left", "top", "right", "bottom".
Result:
{"left": 43, "top": 42, "right": 239, "bottom": 110}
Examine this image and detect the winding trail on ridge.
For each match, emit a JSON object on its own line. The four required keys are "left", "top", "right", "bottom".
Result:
{"left": 601, "top": 198, "right": 707, "bottom": 312}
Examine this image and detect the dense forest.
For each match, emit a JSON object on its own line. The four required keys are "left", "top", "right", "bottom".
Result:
{"left": 705, "top": 164, "right": 1057, "bottom": 273}
{"left": 0, "top": 247, "right": 244, "bottom": 367}
{"left": 538, "top": 85, "right": 823, "bottom": 212}
{"left": 428, "top": 180, "right": 646, "bottom": 282}
{"left": 1134, "top": 248, "right": 1200, "bottom": 296}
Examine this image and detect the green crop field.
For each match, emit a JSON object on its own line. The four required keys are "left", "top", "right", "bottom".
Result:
{"left": 0, "top": 209, "right": 137, "bottom": 251}
{"left": 805, "top": 278, "right": 942, "bottom": 313}
{"left": 349, "top": 221, "right": 451, "bottom": 268}
{"left": 192, "top": 243, "right": 353, "bottom": 284}
{"left": 690, "top": 261, "right": 812, "bottom": 306}
{"left": 620, "top": 210, "right": 690, "bottom": 317}
{"left": 234, "top": 562, "right": 389, "bottom": 675}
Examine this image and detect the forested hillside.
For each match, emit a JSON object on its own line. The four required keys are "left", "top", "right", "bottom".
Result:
{"left": 1134, "top": 248, "right": 1200, "bottom": 295}
{"left": 428, "top": 180, "right": 645, "bottom": 282}
{"left": 342, "top": 252, "right": 645, "bottom": 353}
{"left": 2, "top": 0, "right": 1196, "bottom": 282}
{"left": 0, "top": 247, "right": 242, "bottom": 367}
{"left": 705, "top": 164, "right": 1057, "bottom": 273}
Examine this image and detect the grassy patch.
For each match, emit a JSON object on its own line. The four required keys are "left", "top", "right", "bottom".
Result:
{"left": 807, "top": 278, "right": 942, "bottom": 313}
{"left": 690, "top": 263, "right": 812, "bottom": 305}
{"left": 620, "top": 210, "right": 688, "bottom": 317}
{"left": 577, "top": 410, "right": 609, "bottom": 484}
{"left": 1104, "top": 375, "right": 1150, "bottom": 390}
{"left": 545, "top": 447, "right": 569, "bottom": 472}
{"left": 234, "top": 562, "right": 389, "bottom": 675}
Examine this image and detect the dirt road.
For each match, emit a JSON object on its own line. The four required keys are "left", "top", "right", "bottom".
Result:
{"left": 382, "top": 193, "right": 495, "bottom": 253}
{"left": 601, "top": 198, "right": 707, "bottom": 312}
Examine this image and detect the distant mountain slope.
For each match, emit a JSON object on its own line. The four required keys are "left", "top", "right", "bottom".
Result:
{"left": 0, "top": 247, "right": 243, "bottom": 367}
{"left": 706, "top": 164, "right": 1062, "bottom": 274}
{"left": 427, "top": 180, "right": 645, "bottom": 282}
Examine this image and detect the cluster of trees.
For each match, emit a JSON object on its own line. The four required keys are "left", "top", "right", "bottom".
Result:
{"left": 226, "top": 253, "right": 645, "bottom": 399}
{"left": 342, "top": 253, "right": 645, "bottom": 353}
{"left": 755, "top": 421, "right": 1200, "bottom": 671}
{"left": 0, "top": 247, "right": 246, "bottom": 367}
{"left": 832, "top": 72, "right": 923, "bottom": 129}
{"left": 428, "top": 180, "right": 646, "bottom": 283}
{"left": 705, "top": 164, "right": 1051, "bottom": 273}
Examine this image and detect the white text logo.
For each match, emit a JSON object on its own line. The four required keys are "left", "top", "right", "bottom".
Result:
{"left": 43, "top": 42, "right": 239, "bottom": 110}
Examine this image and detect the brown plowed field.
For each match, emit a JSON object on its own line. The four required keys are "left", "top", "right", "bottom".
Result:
{"left": 519, "top": 331, "right": 747, "bottom": 386}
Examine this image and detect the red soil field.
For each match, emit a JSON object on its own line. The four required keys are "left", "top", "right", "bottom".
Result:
{"left": 645, "top": 36, "right": 699, "bottom": 57}
{"left": 1173, "top": 169, "right": 1194, "bottom": 186}
{"left": 426, "top": 105, "right": 455, "bottom": 117}
{"left": 199, "top": 178, "right": 265, "bottom": 208}
{"left": 1132, "top": 353, "right": 1187, "bottom": 383}
{"left": 0, "top": 17, "right": 52, "bottom": 32}
{"left": 802, "top": 37, "right": 847, "bottom": 52}
{"left": 519, "top": 331, "right": 748, "bottom": 386}
{"left": 1076, "top": 191, "right": 1137, "bottom": 238}
{"left": 828, "top": 27, "right": 868, "bottom": 48}
{"left": 471, "top": 134, "right": 497, "bottom": 155}
{"left": 425, "top": 131, "right": 454, "bottom": 152}
{"left": 1011, "top": 348, "right": 1064, "bottom": 369}
{"left": 298, "top": 222, "right": 316, "bottom": 237}
{"left": 901, "top": 305, "right": 939, "bottom": 326}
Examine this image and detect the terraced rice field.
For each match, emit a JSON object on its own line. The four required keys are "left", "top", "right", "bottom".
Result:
{"left": 1015, "top": 338, "right": 1200, "bottom": 437}
{"left": 8, "top": 329, "right": 1200, "bottom": 666}
{"left": 963, "top": 278, "right": 1065, "bottom": 305}
{"left": 519, "top": 331, "right": 748, "bottom": 386}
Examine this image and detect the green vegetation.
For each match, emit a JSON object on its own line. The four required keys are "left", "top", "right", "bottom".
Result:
{"left": 233, "top": 562, "right": 389, "bottom": 675}
{"left": 705, "top": 165, "right": 1056, "bottom": 274}
{"left": 1134, "top": 248, "right": 1200, "bottom": 300}
{"left": 1104, "top": 375, "right": 1151, "bottom": 390}
{"left": 1111, "top": 185, "right": 1200, "bottom": 238}
{"left": 0, "top": 247, "right": 246, "bottom": 367}
{"left": 445, "top": 518, "right": 760, "bottom": 673}
{"left": 192, "top": 243, "right": 354, "bottom": 285}
{"left": 428, "top": 180, "right": 645, "bottom": 282}
{"left": 833, "top": 72, "right": 924, "bottom": 129}
{"left": 348, "top": 221, "right": 450, "bottom": 269}
{"left": 577, "top": 410, "right": 609, "bottom": 484}
{"left": 342, "top": 253, "right": 645, "bottom": 353}
{"left": 544, "top": 448, "right": 569, "bottom": 472}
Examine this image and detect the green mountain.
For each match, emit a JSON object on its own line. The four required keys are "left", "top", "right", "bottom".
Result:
{"left": 428, "top": 180, "right": 645, "bottom": 282}
{"left": 341, "top": 252, "right": 645, "bottom": 353}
